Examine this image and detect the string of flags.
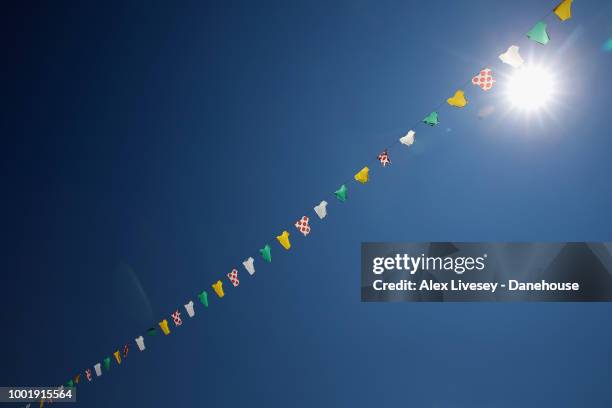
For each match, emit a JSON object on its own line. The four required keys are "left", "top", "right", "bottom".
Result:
{"left": 34, "top": 0, "right": 574, "bottom": 405}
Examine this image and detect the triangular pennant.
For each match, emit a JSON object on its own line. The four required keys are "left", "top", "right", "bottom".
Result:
{"left": 399, "top": 130, "right": 415, "bottom": 146}
{"left": 276, "top": 230, "right": 291, "bottom": 250}
{"left": 553, "top": 0, "right": 572, "bottom": 21}
{"left": 171, "top": 309, "right": 182, "bottom": 326}
{"left": 260, "top": 244, "right": 272, "bottom": 262}
{"left": 184, "top": 300, "right": 195, "bottom": 317}
{"left": 334, "top": 184, "right": 348, "bottom": 202}
{"left": 354, "top": 167, "right": 369, "bottom": 184}
{"left": 243, "top": 257, "right": 256, "bottom": 275}
{"left": 499, "top": 45, "right": 524, "bottom": 68}
{"left": 527, "top": 21, "right": 550, "bottom": 45}
{"left": 423, "top": 111, "right": 439, "bottom": 126}
{"left": 212, "top": 280, "right": 225, "bottom": 298}
{"left": 197, "top": 290, "right": 209, "bottom": 307}
{"left": 471, "top": 69, "right": 495, "bottom": 91}
{"left": 377, "top": 150, "right": 391, "bottom": 166}
{"left": 314, "top": 201, "right": 328, "bottom": 219}
{"left": 135, "top": 336, "right": 146, "bottom": 351}
{"left": 295, "top": 216, "right": 311, "bottom": 236}
{"left": 227, "top": 269, "right": 240, "bottom": 287}
{"left": 446, "top": 90, "right": 468, "bottom": 107}
{"left": 158, "top": 319, "right": 170, "bottom": 335}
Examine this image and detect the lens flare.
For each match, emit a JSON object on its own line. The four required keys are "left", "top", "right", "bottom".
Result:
{"left": 506, "top": 65, "right": 555, "bottom": 111}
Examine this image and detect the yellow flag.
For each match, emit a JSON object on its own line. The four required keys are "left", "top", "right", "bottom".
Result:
{"left": 446, "top": 90, "right": 467, "bottom": 107}
{"left": 553, "top": 0, "right": 572, "bottom": 21}
{"left": 212, "top": 280, "right": 224, "bottom": 298}
{"left": 276, "top": 231, "right": 291, "bottom": 250}
{"left": 113, "top": 350, "right": 122, "bottom": 365}
{"left": 159, "top": 319, "right": 170, "bottom": 335}
{"left": 354, "top": 167, "right": 369, "bottom": 184}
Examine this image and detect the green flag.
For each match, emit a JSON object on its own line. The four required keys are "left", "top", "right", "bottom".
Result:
{"left": 260, "top": 244, "right": 272, "bottom": 263}
{"left": 334, "top": 184, "right": 348, "bottom": 202}
{"left": 103, "top": 357, "right": 111, "bottom": 371}
{"left": 197, "top": 290, "right": 209, "bottom": 308}
{"left": 147, "top": 327, "right": 157, "bottom": 336}
{"left": 527, "top": 21, "right": 549, "bottom": 45}
{"left": 423, "top": 111, "right": 439, "bottom": 126}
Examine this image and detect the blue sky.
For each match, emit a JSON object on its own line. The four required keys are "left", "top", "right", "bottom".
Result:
{"left": 3, "top": 0, "right": 612, "bottom": 407}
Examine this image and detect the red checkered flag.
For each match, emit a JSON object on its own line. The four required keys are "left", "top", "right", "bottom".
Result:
{"left": 123, "top": 344, "right": 129, "bottom": 358}
{"left": 472, "top": 68, "right": 495, "bottom": 91}
{"left": 294, "top": 216, "right": 311, "bottom": 236}
{"left": 377, "top": 150, "right": 391, "bottom": 167}
{"left": 171, "top": 310, "right": 182, "bottom": 326}
{"left": 85, "top": 369, "right": 92, "bottom": 382}
{"left": 227, "top": 269, "right": 239, "bottom": 287}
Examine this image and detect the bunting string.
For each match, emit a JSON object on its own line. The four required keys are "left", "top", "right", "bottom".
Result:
{"left": 34, "top": 0, "right": 575, "bottom": 405}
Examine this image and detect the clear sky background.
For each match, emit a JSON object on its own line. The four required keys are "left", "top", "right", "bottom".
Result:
{"left": 3, "top": 0, "right": 612, "bottom": 407}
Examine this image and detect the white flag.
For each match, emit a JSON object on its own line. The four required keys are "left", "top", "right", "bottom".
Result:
{"left": 399, "top": 130, "right": 415, "bottom": 146}
{"left": 499, "top": 45, "right": 524, "bottom": 68}
{"left": 184, "top": 301, "right": 195, "bottom": 318}
{"left": 314, "top": 201, "right": 328, "bottom": 219}
{"left": 135, "top": 336, "right": 146, "bottom": 351}
{"left": 243, "top": 257, "right": 255, "bottom": 275}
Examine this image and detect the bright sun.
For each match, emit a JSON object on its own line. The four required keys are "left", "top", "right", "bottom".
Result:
{"left": 506, "top": 65, "right": 555, "bottom": 111}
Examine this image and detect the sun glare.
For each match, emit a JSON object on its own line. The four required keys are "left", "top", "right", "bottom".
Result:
{"left": 506, "top": 65, "right": 555, "bottom": 111}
